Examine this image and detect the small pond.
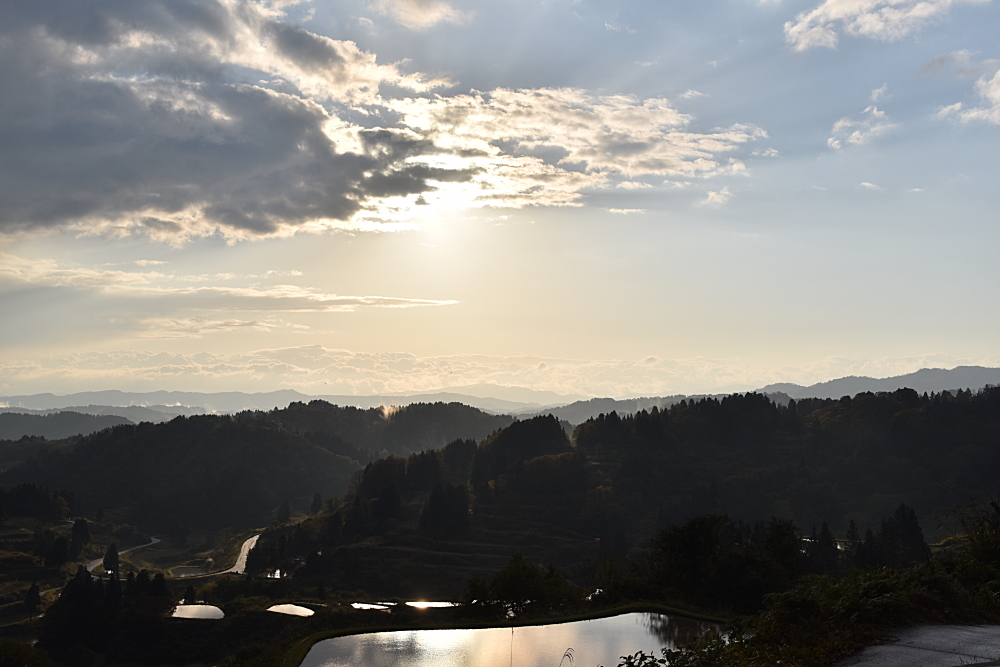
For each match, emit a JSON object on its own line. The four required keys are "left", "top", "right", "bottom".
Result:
{"left": 172, "top": 604, "right": 225, "bottom": 619}
{"left": 172, "top": 566, "right": 205, "bottom": 577}
{"left": 300, "top": 612, "right": 721, "bottom": 667}
{"left": 268, "top": 604, "right": 315, "bottom": 617}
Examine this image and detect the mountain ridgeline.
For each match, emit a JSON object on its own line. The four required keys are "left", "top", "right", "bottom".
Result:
{"left": 3, "top": 388, "right": 999, "bottom": 544}
{"left": 0, "top": 401, "right": 514, "bottom": 528}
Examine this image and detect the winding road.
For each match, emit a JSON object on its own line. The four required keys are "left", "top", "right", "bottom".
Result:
{"left": 86, "top": 537, "right": 162, "bottom": 572}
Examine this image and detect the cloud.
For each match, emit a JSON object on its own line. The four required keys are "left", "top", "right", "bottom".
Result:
{"left": 604, "top": 208, "right": 645, "bottom": 214}
{"left": 871, "top": 84, "right": 889, "bottom": 101}
{"left": 933, "top": 102, "right": 964, "bottom": 119}
{"left": 921, "top": 49, "right": 999, "bottom": 77}
{"left": 616, "top": 181, "right": 652, "bottom": 189}
{"left": 0, "top": 0, "right": 766, "bottom": 242}
{"left": 370, "top": 0, "right": 471, "bottom": 28}
{"left": 924, "top": 52, "right": 1000, "bottom": 124}
{"left": 860, "top": 181, "right": 883, "bottom": 190}
{"left": 605, "top": 22, "right": 637, "bottom": 34}
{"left": 828, "top": 105, "right": 895, "bottom": 149}
{"left": 137, "top": 318, "right": 271, "bottom": 338}
{"left": 785, "top": 0, "right": 992, "bottom": 51}
{"left": 679, "top": 90, "right": 708, "bottom": 99}
{"left": 704, "top": 187, "right": 732, "bottom": 205}
{"left": 0, "top": 253, "right": 456, "bottom": 312}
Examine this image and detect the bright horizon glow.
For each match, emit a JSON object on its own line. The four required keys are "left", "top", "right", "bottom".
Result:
{"left": 1, "top": 0, "right": 998, "bottom": 397}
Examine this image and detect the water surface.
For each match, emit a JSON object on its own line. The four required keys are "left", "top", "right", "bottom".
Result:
{"left": 269, "top": 604, "right": 315, "bottom": 617}
{"left": 172, "top": 604, "right": 224, "bottom": 619}
{"left": 301, "top": 612, "right": 720, "bottom": 667}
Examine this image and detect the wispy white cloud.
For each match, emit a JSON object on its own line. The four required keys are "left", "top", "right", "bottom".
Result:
{"left": 0, "top": 253, "right": 456, "bottom": 312}
{"left": 370, "top": 0, "right": 471, "bottom": 29}
{"left": 605, "top": 21, "right": 638, "bottom": 33}
{"left": 828, "top": 105, "right": 895, "bottom": 149}
{"left": 860, "top": 181, "right": 883, "bottom": 190}
{"left": 604, "top": 208, "right": 645, "bottom": 214}
{"left": 679, "top": 89, "right": 708, "bottom": 99}
{"left": 785, "top": 0, "right": 992, "bottom": 52}
{"left": 703, "top": 187, "right": 732, "bottom": 205}
{"left": 924, "top": 51, "right": 1000, "bottom": 124}
{"left": 870, "top": 83, "right": 889, "bottom": 101}
{"left": 136, "top": 318, "right": 272, "bottom": 338}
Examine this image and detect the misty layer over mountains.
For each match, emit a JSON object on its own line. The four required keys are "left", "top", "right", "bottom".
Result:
{"left": 0, "top": 366, "right": 996, "bottom": 441}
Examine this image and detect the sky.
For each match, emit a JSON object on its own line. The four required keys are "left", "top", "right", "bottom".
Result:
{"left": 1, "top": 0, "right": 998, "bottom": 399}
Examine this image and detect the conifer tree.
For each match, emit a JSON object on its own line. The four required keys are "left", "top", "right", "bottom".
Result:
{"left": 310, "top": 492, "right": 323, "bottom": 515}
{"left": 103, "top": 543, "right": 120, "bottom": 576}
{"left": 24, "top": 582, "right": 41, "bottom": 612}
{"left": 45, "top": 536, "right": 69, "bottom": 568}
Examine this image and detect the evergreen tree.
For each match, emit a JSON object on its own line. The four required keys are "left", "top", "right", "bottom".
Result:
{"left": 275, "top": 499, "right": 291, "bottom": 524}
{"left": 106, "top": 574, "right": 122, "bottom": 613}
{"left": 183, "top": 584, "right": 197, "bottom": 604}
{"left": 45, "top": 536, "right": 69, "bottom": 568}
{"left": 24, "top": 582, "right": 41, "bottom": 612}
{"left": 374, "top": 483, "right": 402, "bottom": 521}
{"left": 310, "top": 492, "right": 323, "bottom": 515}
{"left": 846, "top": 520, "right": 860, "bottom": 554}
{"left": 103, "top": 543, "right": 120, "bottom": 576}
{"left": 148, "top": 571, "right": 167, "bottom": 597}
{"left": 71, "top": 518, "right": 90, "bottom": 545}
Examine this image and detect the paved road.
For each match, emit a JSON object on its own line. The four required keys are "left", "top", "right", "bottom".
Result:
{"left": 835, "top": 625, "right": 1000, "bottom": 666}
{"left": 86, "top": 536, "right": 163, "bottom": 572}
{"left": 219, "top": 534, "right": 259, "bottom": 575}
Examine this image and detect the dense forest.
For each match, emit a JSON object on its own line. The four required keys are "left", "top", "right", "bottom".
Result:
{"left": 4, "top": 386, "right": 1000, "bottom": 665}
{"left": 0, "top": 412, "right": 133, "bottom": 442}
{"left": 0, "top": 401, "right": 514, "bottom": 528}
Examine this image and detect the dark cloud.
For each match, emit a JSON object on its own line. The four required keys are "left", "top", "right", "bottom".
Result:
{"left": 264, "top": 21, "right": 346, "bottom": 72}
{"left": 0, "top": 0, "right": 465, "bottom": 238}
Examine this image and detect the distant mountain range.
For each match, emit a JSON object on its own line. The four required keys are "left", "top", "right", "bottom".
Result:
{"left": 0, "top": 411, "right": 134, "bottom": 441}
{"left": 759, "top": 366, "right": 1000, "bottom": 400}
{"left": 1, "top": 366, "right": 995, "bottom": 439}
{"left": 0, "top": 387, "right": 579, "bottom": 416}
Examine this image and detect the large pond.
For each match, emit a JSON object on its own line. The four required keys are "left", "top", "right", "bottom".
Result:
{"left": 300, "top": 612, "right": 721, "bottom": 667}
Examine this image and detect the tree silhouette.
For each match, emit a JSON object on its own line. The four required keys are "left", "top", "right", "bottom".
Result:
{"left": 103, "top": 543, "right": 120, "bottom": 576}
{"left": 24, "top": 582, "right": 41, "bottom": 612}
{"left": 310, "top": 492, "right": 323, "bottom": 515}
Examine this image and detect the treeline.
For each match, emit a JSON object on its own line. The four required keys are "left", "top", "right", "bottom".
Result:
{"left": 0, "top": 411, "right": 133, "bottom": 441}
{"left": 0, "top": 416, "right": 362, "bottom": 529}
{"left": 267, "top": 399, "right": 514, "bottom": 457}
{"left": 573, "top": 386, "right": 1000, "bottom": 540}
{"left": 0, "top": 401, "right": 514, "bottom": 529}
{"left": 0, "top": 482, "right": 77, "bottom": 521}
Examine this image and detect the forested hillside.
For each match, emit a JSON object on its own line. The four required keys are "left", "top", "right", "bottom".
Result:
{"left": 0, "top": 411, "right": 134, "bottom": 441}
{"left": 0, "top": 401, "right": 515, "bottom": 528}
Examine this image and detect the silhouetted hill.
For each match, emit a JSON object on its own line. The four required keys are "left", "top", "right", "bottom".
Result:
{"left": 273, "top": 400, "right": 514, "bottom": 457}
{"left": 0, "top": 404, "right": 203, "bottom": 423}
{"left": 0, "top": 389, "right": 559, "bottom": 415}
{"left": 760, "top": 366, "right": 1000, "bottom": 399}
{"left": 0, "top": 414, "right": 364, "bottom": 528}
{"left": 0, "top": 411, "right": 134, "bottom": 440}
{"left": 531, "top": 392, "right": 792, "bottom": 425}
